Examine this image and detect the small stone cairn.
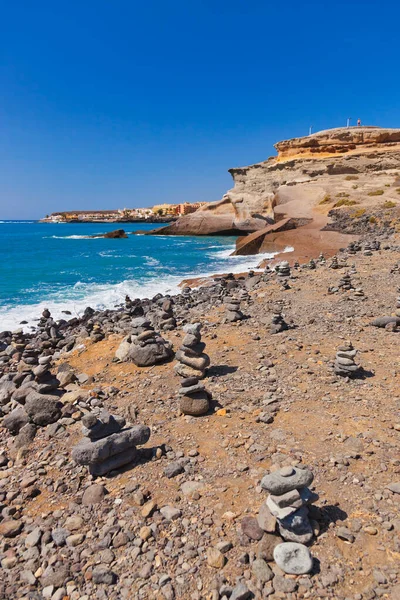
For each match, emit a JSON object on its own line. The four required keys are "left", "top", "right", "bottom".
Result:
{"left": 275, "top": 261, "right": 291, "bottom": 278}
{"left": 329, "top": 255, "right": 339, "bottom": 269}
{"left": 318, "top": 252, "right": 326, "bottom": 264}
{"left": 270, "top": 305, "right": 288, "bottom": 334}
{"left": 261, "top": 466, "right": 318, "bottom": 546}
{"left": 338, "top": 272, "right": 354, "bottom": 292}
{"left": 72, "top": 410, "right": 150, "bottom": 476}
{"left": 224, "top": 296, "right": 244, "bottom": 322}
{"left": 115, "top": 317, "right": 173, "bottom": 366}
{"left": 307, "top": 258, "right": 316, "bottom": 270}
{"left": 158, "top": 298, "right": 177, "bottom": 331}
{"left": 334, "top": 341, "right": 361, "bottom": 377}
{"left": 174, "top": 323, "right": 210, "bottom": 379}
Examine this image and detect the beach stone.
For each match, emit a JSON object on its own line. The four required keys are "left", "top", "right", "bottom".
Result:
{"left": 257, "top": 533, "right": 282, "bottom": 561}
{"left": 273, "top": 542, "right": 313, "bottom": 574}
{"left": 207, "top": 547, "right": 226, "bottom": 568}
{"left": 160, "top": 506, "right": 182, "bottom": 521}
{"left": 251, "top": 558, "right": 273, "bottom": 582}
{"left": 92, "top": 565, "right": 117, "bottom": 585}
{"left": 261, "top": 467, "right": 314, "bottom": 495}
{"left": 278, "top": 506, "right": 314, "bottom": 544}
{"left": 0, "top": 519, "right": 23, "bottom": 537}
{"left": 89, "top": 446, "right": 138, "bottom": 476}
{"left": 180, "top": 392, "right": 209, "bottom": 416}
{"left": 164, "top": 461, "right": 184, "bottom": 478}
{"left": 257, "top": 502, "right": 277, "bottom": 533}
{"left": 241, "top": 516, "right": 264, "bottom": 540}
{"left": 370, "top": 316, "right": 400, "bottom": 328}
{"left": 230, "top": 582, "right": 251, "bottom": 600}
{"left": 82, "top": 410, "right": 125, "bottom": 440}
{"left": 25, "top": 391, "right": 62, "bottom": 426}
{"left": 82, "top": 484, "right": 106, "bottom": 505}
{"left": 128, "top": 341, "right": 173, "bottom": 367}
{"left": 3, "top": 407, "right": 29, "bottom": 434}
{"left": 25, "top": 527, "right": 42, "bottom": 548}
{"left": 72, "top": 425, "right": 150, "bottom": 465}
{"left": 387, "top": 482, "right": 400, "bottom": 494}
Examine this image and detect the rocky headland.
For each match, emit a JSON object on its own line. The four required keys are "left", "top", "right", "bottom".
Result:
{"left": 1, "top": 219, "right": 400, "bottom": 599}
{"left": 148, "top": 126, "right": 400, "bottom": 259}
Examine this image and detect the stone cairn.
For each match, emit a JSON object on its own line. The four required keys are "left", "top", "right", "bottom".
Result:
{"left": 293, "top": 260, "right": 300, "bottom": 270}
{"left": 174, "top": 323, "right": 210, "bottom": 380}
{"left": 338, "top": 272, "right": 354, "bottom": 292}
{"left": 347, "top": 241, "right": 361, "bottom": 255}
{"left": 329, "top": 255, "right": 339, "bottom": 269}
{"left": 363, "top": 241, "right": 373, "bottom": 256}
{"left": 307, "top": 258, "right": 316, "bottom": 270}
{"left": 114, "top": 317, "right": 173, "bottom": 366}
{"left": 318, "top": 252, "right": 326, "bottom": 264}
{"left": 270, "top": 304, "right": 288, "bottom": 334}
{"left": 72, "top": 410, "right": 150, "bottom": 476}
{"left": 258, "top": 466, "right": 317, "bottom": 574}
{"left": 334, "top": 341, "right": 361, "bottom": 378}
{"left": 224, "top": 296, "right": 244, "bottom": 322}
{"left": 275, "top": 261, "right": 291, "bottom": 278}
{"left": 158, "top": 298, "right": 177, "bottom": 331}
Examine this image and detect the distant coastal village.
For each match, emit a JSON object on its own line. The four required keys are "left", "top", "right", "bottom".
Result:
{"left": 41, "top": 201, "right": 209, "bottom": 223}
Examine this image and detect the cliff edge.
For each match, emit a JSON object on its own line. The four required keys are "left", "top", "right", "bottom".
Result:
{"left": 147, "top": 126, "right": 400, "bottom": 255}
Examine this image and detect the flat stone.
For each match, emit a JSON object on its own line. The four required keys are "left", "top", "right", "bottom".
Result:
{"left": 92, "top": 565, "right": 117, "bottom": 585}
{"left": 164, "top": 461, "right": 184, "bottom": 478}
{"left": 387, "top": 482, "right": 400, "bottom": 494}
{"left": 181, "top": 481, "right": 204, "bottom": 497}
{"left": 241, "top": 516, "right": 264, "bottom": 541}
{"left": 230, "top": 582, "right": 251, "bottom": 600}
{"left": 160, "top": 506, "right": 181, "bottom": 521}
{"left": 72, "top": 425, "right": 150, "bottom": 465}
{"left": 261, "top": 467, "right": 313, "bottom": 495}
{"left": 278, "top": 507, "right": 314, "bottom": 544}
{"left": 273, "top": 542, "right": 313, "bottom": 574}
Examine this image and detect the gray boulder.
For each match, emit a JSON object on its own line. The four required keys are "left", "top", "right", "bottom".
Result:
{"left": 3, "top": 408, "right": 29, "bottom": 434}
{"left": 25, "top": 391, "right": 62, "bottom": 426}
{"left": 72, "top": 425, "right": 150, "bottom": 465}
{"left": 273, "top": 542, "right": 313, "bottom": 574}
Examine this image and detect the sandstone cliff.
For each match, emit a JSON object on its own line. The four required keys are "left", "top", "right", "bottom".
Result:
{"left": 148, "top": 126, "right": 400, "bottom": 254}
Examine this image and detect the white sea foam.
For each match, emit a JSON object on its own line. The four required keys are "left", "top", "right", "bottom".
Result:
{"left": 48, "top": 235, "right": 94, "bottom": 239}
{"left": 0, "top": 245, "right": 294, "bottom": 332}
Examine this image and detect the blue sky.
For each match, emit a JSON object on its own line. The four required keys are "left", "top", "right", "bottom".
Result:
{"left": 1, "top": 0, "right": 399, "bottom": 219}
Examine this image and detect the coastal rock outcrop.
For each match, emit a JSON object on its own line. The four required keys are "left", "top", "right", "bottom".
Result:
{"left": 145, "top": 126, "right": 400, "bottom": 257}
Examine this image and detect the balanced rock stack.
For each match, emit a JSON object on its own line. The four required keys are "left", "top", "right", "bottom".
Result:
{"left": 334, "top": 341, "right": 361, "bottom": 377}
{"left": 318, "top": 252, "right": 326, "bottom": 264}
{"left": 275, "top": 261, "right": 291, "bottom": 278}
{"left": 174, "top": 323, "right": 210, "bottom": 379}
{"left": 329, "top": 256, "right": 339, "bottom": 269}
{"left": 158, "top": 299, "right": 177, "bottom": 331}
{"left": 72, "top": 410, "right": 150, "bottom": 476}
{"left": 115, "top": 317, "right": 173, "bottom": 366}
{"left": 270, "top": 305, "right": 288, "bottom": 334}
{"left": 224, "top": 296, "right": 244, "bottom": 322}
{"left": 363, "top": 242, "right": 373, "bottom": 256}
{"left": 338, "top": 273, "right": 354, "bottom": 291}
{"left": 261, "top": 466, "right": 318, "bottom": 546}
{"left": 307, "top": 258, "right": 316, "bottom": 270}
{"left": 178, "top": 376, "right": 211, "bottom": 416}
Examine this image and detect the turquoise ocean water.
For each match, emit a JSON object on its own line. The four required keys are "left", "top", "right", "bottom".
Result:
{"left": 0, "top": 221, "right": 288, "bottom": 331}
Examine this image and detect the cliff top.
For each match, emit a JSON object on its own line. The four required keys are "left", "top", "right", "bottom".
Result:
{"left": 274, "top": 125, "right": 400, "bottom": 160}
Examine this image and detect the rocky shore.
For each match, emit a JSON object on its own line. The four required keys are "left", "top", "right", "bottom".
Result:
{"left": 1, "top": 224, "right": 400, "bottom": 599}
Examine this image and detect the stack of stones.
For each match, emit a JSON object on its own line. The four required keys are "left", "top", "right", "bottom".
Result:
{"left": 174, "top": 323, "right": 210, "bottom": 379}
{"left": 89, "top": 322, "right": 105, "bottom": 343}
{"left": 347, "top": 241, "right": 361, "bottom": 255}
{"left": 158, "top": 299, "right": 177, "bottom": 331}
{"left": 307, "top": 258, "right": 316, "bottom": 270}
{"left": 72, "top": 410, "right": 150, "bottom": 476}
{"left": 270, "top": 305, "right": 288, "bottom": 334}
{"left": 224, "top": 296, "right": 244, "bottom": 322}
{"left": 238, "top": 288, "right": 251, "bottom": 305}
{"left": 261, "top": 466, "right": 317, "bottom": 545}
{"left": 338, "top": 272, "right": 354, "bottom": 291}
{"left": 363, "top": 242, "right": 373, "bottom": 256}
{"left": 275, "top": 261, "right": 291, "bottom": 278}
{"left": 329, "top": 256, "right": 339, "bottom": 269}
{"left": 177, "top": 376, "right": 211, "bottom": 416}
{"left": 114, "top": 317, "right": 173, "bottom": 366}
{"left": 293, "top": 260, "right": 300, "bottom": 270}
{"left": 334, "top": 341, "right": 361, "bottom": 377}
{"left": 353, "top": 286, "right": 365, "bottom": 298}
{"left": 318, "top": 252, "right": 326, "bottom": 264}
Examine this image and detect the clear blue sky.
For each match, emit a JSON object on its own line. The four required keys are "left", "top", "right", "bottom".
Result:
{"left": 1, "top": 0, "right": 399, "bottom": 219}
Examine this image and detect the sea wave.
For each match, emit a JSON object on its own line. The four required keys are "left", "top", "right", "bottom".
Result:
{"left": 47, "top": 235, "right": 94, "bottom": 239}
{"left": 0, "top": 245, "right": 294, "bottom": 332}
